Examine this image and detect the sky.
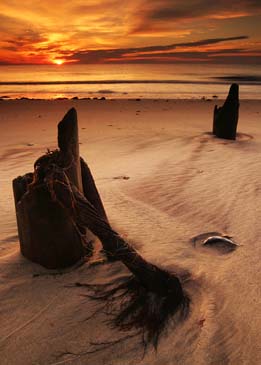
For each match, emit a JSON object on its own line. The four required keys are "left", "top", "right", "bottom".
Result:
{"left": 0, "top": 0, "right": 260, "bottom": 65}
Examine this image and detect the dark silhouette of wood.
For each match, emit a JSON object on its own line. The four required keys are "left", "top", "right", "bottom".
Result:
{"left": 58, "top": 108, "right": 83, "bottom": 192}
{"left": 213, "top": 83, "right": 239, "bottom": 140}
{"left": 13, "top": 173, "right": 33, "bottom": 256}
{"left": 13, "top": 179, "right": 85, "bottom": 268}
{"left": 12, "top": 108, "right": 88, "bottom": 269}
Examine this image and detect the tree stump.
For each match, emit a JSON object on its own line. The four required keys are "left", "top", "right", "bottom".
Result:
{"left": 13, "top": 180, "right": 85, "bottom": 269}
{"left": 13, "top": 108, "right": 89, "bottom": 269}
{"left": 213, "top": 83, "right": 239, "bottom": 140}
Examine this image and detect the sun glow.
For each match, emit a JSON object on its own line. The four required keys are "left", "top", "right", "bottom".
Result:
{"left": 53, "top": 59, "right": 64, "bottom": 65}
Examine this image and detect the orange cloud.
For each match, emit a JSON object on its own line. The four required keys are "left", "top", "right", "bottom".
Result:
{"left": 0, "top": 1, "right": 260, "bottom": 64}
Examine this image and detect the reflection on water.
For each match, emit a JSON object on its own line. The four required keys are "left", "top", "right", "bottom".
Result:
{"left": 0, "top": 63, "right": 260, "bottom": 100}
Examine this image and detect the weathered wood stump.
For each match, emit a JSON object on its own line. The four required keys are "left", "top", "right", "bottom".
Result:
{"left": 58, "top": 108, "right": 83, "bottom": 192}
{"left": 12, "top": 108, "right": 104, "bottom": 269}
{"left": 13, "top": 178, "right": 85, "bottom": 269}
{"left": 213, "top": 83, "right": 239, "bottom": 140}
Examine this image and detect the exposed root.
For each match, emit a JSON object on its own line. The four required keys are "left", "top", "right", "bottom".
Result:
{"left": 75, "top": 275, "right": 189, "bottom": 350}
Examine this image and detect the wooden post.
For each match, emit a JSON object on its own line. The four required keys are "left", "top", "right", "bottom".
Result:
{"left": 12, "top": 108, "right": 87, "bottom": 269}
{"left": 13, "top": 173, "right": 33, "bottom": 257}
{"left": 13, "top": 181, "right": 85, "bottom": 269}
{"left": 213, "top": 83, "right": 239, "bottom": 140}
{"left": 58, "top": 108, "right": 83, "bottom": 192}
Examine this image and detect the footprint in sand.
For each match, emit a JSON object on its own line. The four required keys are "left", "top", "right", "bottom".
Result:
{"left": 191, "top": 232, "right": 239, "bottom": 254}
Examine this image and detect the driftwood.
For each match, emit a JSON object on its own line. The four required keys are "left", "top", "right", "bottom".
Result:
{"left": 213, "top": 83, "right": 239, "bottom": 140}
{"left": 13, "top": 108, "right": 188, "bottom": 346}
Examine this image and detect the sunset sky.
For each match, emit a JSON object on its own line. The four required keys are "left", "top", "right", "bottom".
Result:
{"left": 0, "top": 0, "right": 260, "bottom": 65}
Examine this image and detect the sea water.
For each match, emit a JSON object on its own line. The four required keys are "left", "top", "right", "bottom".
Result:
{"left": 0, "top": 63, "right": 260, "bottom": 100}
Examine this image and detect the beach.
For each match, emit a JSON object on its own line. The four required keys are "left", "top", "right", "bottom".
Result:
{"left": 0, "top": 98, "right": 260, "bottom": 364}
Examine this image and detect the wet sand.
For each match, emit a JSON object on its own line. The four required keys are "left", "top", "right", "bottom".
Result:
{"left": 0, "top": 99, "right": 260, "bottom": 364}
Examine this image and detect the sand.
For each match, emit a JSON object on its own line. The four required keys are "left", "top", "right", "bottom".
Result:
{"left": 0, "top": 99, "right": 260, "bottom": 365}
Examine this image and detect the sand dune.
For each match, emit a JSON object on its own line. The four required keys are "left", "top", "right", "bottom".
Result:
{"left": 0, "top": 99, "right": 260, "bottom": 364}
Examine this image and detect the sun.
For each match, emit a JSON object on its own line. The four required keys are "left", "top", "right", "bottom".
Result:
{"left": 53, "top": 59, "right": 64, "bottom": 65}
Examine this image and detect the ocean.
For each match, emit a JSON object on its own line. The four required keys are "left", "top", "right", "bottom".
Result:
{"left": 0, "top": 63, "right": 260, "bottom": 100}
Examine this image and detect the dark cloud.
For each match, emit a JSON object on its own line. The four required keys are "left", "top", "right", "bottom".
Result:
{"left": 64, "top": 36, "right": 249, "bottom": 63}
{"left": 152, "top": 0, "right": 261, "bottom": 18}
{"left": 151, "top": 0, "right": 261, "bottom": 20}
{"left": 131, "top": 0, "right": 261, "bottom": 33}
{"left": 126, "top": 48, "right": 248, "bottom": 58}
